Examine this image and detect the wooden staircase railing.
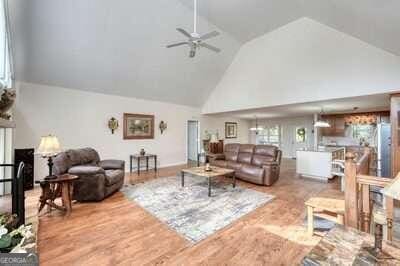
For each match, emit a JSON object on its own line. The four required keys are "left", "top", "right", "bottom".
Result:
{"left": 345, "top": 150, "right": 395, "bottom": 241}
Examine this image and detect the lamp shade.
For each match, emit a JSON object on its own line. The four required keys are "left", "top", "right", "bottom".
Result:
{"left": 37, "top": 135, "right": 62, "bottom": 157}
{"left": 210, "top": 134, "right": 219, "bottom": 143}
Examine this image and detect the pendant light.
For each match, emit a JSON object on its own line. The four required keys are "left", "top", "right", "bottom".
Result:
{"left": 314, "top": 108, "right": 331, "bottom": 128}
{"left": 249, "top": 116, "right": 264, "bottom": 134}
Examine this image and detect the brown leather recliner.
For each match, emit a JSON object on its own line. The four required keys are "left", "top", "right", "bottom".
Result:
{"left": 52, "top": 148, "right": 125, "bottom": 201}
{"left": 210, "top": 143, "right": 282, "bottom": 186}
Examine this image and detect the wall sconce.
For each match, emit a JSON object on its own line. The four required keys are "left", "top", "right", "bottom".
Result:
{"left": 159, "top": 121, "right": 167, "bottom": 134}
{"left": 108, "top": 117, "right": 119, "bottom": 134}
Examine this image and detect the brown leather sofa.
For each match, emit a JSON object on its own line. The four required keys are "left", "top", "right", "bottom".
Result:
{"left": 210, "top": 144, "right": 282, "bottom": 186}
{"left": 52, "top": 148, "right": 125, "bottom": 201}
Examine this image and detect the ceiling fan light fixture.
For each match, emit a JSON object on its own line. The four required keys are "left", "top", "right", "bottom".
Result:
{"left": 166, "top": 0, "right": 221, "bottom": 58}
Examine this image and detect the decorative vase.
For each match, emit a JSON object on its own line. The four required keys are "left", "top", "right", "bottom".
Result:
{"left": 140, "top": 149, "right": 146, "bottom": 156}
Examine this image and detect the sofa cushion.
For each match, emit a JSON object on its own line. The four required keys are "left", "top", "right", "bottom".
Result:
{"left": 254, "top": 145, "right": 277, "bottom": 157}
{"left": 68, "top": 165, "right": 105, "bottom": 175}
{"left": 99, "top": 160, "right": 124, "bottom": 170}
{"left": 105, "top": 170, "right": 124, "bottom": 186}
{"left": 252, "top": 145, "right": 277, "bottom": 166}
{"left": 226, "top": 161, "right": 242, "bottom": 171}
{"left": 67, "top": 148, "right": 100, "bottom": 166}
{"left": 224, "top": 144, "right": 240, "bottom": 162}
{"left": 237, "top": 164, "right": 265, "bottom": 185}
{"left": 240, "top": 144, "right": 255, "bottom": 153}
{"left": 211, "top": 159, "right": 227, "bottom": 168}
{"left": 237, "top": 153, "right": 252, "bottom": 164}
{"left": 52, "top": 152, "right": 72, "bottom": 175}
{"left": 252, "top": 154, "right": 274, "bottom": 166}
{"left": 237, "top": 145, "right": 254, "bottom": 164}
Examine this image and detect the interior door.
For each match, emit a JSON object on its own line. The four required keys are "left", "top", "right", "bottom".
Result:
{"left": 287, "top": 125, "right": 309, "bottom": 158}
{"left": 187, "top": 121, "right": 199, "bottom": 162}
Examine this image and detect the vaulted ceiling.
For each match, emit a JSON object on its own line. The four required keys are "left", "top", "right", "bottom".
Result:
{"left": 179, "top": 0, "right": 400, "bottom": 56}
{"left": 8, "top": 0, "right": 400, "bottom": 107}
{"left": 9, "top": 0, "right": 241, "bottom": 106}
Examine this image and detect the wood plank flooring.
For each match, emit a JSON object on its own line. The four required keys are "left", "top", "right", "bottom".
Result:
{"left": 32, "top": 159, "right": 342, "bottom": 265}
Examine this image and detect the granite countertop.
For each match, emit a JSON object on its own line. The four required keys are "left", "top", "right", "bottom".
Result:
{"left": 302, "top": 225, "right": 400, "bottom": 265}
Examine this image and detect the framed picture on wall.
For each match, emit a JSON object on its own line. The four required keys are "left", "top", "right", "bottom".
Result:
{"left": 123, "top": 113, "right": 154, "bottom": 139}
{"left": 225, "top": 122, "right": 238, "bottom": 139}
{"left": 296, "top": 127, "right": 307, "bottom": 143}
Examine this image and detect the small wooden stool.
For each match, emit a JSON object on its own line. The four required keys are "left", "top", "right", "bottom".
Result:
{"left": 305, "top": 197, "right": 345, "bottom": 236}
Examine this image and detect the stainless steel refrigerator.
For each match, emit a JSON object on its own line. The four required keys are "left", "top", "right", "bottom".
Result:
{"left": 377, "top": 123, "right": 391, "bottom": 177}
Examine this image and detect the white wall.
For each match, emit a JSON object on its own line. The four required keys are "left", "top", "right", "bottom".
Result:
{"left": 9, "top": 0, "right": 241, "bottom": 107}
{"left": 14, "top": 82, "right": 250, "bottom": 180}
{"left": 249, "top": 116, "right": 315, "bottom": 158}
{"left": 202, "top": 17, "right": 400, "bottom": 114}
{"left": 200, "top": 116, "right": 250, "bottom": 146}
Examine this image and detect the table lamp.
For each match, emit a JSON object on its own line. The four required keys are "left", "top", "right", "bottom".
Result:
{"left": 37, "top": 135, "right": 62, "bottom": 180}
{"left": 210, "top": 134, "right": 219, "bottom": 143}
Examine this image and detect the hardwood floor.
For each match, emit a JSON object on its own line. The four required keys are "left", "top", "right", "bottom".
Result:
{"left": 32, "top": 159, "right": 342, "bottom": 265}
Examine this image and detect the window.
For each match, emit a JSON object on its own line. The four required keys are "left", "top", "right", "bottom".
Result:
{"left": 256, "top": 125, "right": 281, "bottom": 147}
{"left": 0, "top": 0, "right": 12, "bottom": 88}
{"left": 351, "top": 124, "right": 375, "bottom": 145}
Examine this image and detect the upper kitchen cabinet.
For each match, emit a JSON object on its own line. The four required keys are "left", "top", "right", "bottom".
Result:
{"left": 320, "top": 111, "right": 390, "bottom": 137}
{"left": 321, "top": 115, "right": 345, "bottom": 136}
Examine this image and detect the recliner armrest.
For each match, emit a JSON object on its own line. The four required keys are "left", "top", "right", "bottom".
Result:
{"left": 210, "top": 154, "right": 225, "bottom": 160}
{"left": 68, "top": 165, "right": 105, "bottom": 175}
{"left": 262, "top": 161, "right": 279, "bottom": 167}
{"left": 99, "top": 160, "right": 125, "bottom": 170}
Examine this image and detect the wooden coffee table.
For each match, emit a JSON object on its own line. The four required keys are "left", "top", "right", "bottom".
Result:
{"left": 181, "top": 166, "right": 236, "bottom": 197}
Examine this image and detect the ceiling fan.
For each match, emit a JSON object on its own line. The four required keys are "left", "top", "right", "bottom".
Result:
{"left": 166, "top": 0, "right": 221, "bottom": 58}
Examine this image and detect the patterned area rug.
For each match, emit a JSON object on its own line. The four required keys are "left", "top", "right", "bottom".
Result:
{"left": 122, "top": 175, "right": 274, "bottom": 243}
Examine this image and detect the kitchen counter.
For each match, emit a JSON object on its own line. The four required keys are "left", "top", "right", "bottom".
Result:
{"left": 300, "top": 147, "right": 345, "bottom": 153}
{"left": 296, "top": 147, "right": 345, "bottom": 182}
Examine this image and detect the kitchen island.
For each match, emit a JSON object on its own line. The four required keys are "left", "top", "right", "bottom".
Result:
{"left": 296, "top": 147, "right": 345, "bottom": 182}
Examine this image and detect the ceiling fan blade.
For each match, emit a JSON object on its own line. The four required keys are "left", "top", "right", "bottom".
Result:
{"left": 176, "top": 28, "right": 192, "bottom": 38}
{"left": 166, "top": 42, "right": 188, "bottom": 48}
{"left": 200, "top": 42, "right": 221, "bottom": 53}
{"left": 200, "top": 31, "right": 220, "bottom": 41}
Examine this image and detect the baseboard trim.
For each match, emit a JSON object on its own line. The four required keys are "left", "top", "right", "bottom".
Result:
{"left": 124, "top": 161, "right": 187, "bottom": 173}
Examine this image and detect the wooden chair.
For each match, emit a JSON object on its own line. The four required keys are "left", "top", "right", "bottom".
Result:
{"left": 305, "top": 197, "right": 345, "bottom": 236}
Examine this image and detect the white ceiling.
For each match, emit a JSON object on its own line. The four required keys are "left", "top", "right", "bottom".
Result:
{"left": 213, "top": 94, "right": 391, "bottom": 120}
{"left": 9, "top": 0, "right": 240, "bottom": 106}
{"left": 179, "top": 0, "right": 400, "bottom": 56}
{"left": 8, "top": 0, "right": 400, "bottom": 108}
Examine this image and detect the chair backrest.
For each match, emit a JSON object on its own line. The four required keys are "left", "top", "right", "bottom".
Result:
{"left": 223, "top": 143, "right": 240, "bottom": 162}
{"left": 53, "top": 148, "right": 100, "bottom": 175}
{"left": 237, "top": 144, "right": 255, "bottom": 164}
{"left": 252, "top": 145, "right": 278, "bottom": 166}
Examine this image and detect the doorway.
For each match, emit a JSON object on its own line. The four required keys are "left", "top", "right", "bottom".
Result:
{"left": 287, "top": 125, "right": 309, "bottom": 158}
{"left": 187, "top": 120, "right": 199, "bottom": 164}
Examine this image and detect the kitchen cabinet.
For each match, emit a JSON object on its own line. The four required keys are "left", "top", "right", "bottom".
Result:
{"left": 320, "top": 115, "right": 345, "bottom": 136}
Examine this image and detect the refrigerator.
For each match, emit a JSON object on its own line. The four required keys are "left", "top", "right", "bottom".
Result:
{"left": 377, "top": 123, "right": 391, "bottom": 177}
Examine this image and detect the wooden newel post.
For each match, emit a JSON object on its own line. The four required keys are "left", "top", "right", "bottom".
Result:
{"left": 344, "top": 152, "right": 358, "bottom": 228}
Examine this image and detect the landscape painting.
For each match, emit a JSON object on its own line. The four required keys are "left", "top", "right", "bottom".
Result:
{"left": 123, "top": 113, "right": 154, "bottom": 139}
